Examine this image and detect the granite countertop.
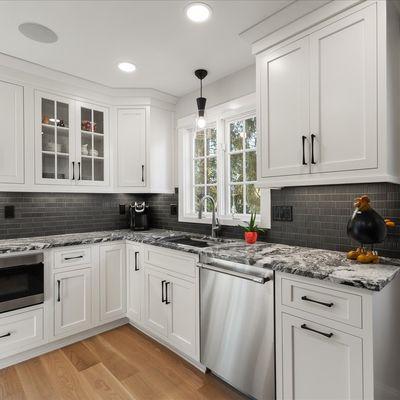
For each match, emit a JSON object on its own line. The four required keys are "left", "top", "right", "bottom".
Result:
{"left": 0, "top": 229, "right": 399, "bottom": 292}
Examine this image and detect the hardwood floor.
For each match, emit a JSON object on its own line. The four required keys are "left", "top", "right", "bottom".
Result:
{"left": 0, "top": 324, "right": 246, "bottom": 399}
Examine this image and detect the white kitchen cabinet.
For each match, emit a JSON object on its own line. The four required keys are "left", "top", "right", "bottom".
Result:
{"left": 281, "top": 313, "right": 363, "bottom": 400}
{"left": 309, "top": 5, "right": 377, "bottom": 174}
{"left": 258, "top": 37, "right": 310, "bottom": 178}
{"left": 0, "top": 80, "right": 24, "bottom": 184}
{"left": 54, "top": 268, "right": 92, "bottom": 337}
{"left": 76, "top": 101, "right": 109, "bottom": 186}
{"left": 99, "top": 243, "right": 126, "bottom": 322}
{"left": 143, "top": 266, "right": 169, "bottom": 337}
{"left": 256, "top": 2, "right": 400, "bottom": 187}
{"left": 167, "top": 274, "right": 197, "bottom": 358}
{"left": 127, "top": 243, "right": 143, "bottom": 323}
{"left": 117, "top": 108, "right": 146, "bottom": 187}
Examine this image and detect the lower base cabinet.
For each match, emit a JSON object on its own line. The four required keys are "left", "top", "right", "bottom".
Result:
{"left": 54, "top": 268, "right": 92, "bottom": 337}
{"left": 99, "top": 243, "right": 127, "bottom": 322}
{"left": 127, "top": 243, "right": 143, "bottom": 323}
{"left": 281, "top": 313, "right": 363, "bottom": 400}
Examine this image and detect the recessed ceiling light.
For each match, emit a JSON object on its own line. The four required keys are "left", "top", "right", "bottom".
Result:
{"left": 185, "top": 2, "right": 212, "bottom": 23}
{"left": 18, "top": 22, "right": 58, "bottom": 43}
{"left": 118, "top": 62, "right": 136, "bottom": 73}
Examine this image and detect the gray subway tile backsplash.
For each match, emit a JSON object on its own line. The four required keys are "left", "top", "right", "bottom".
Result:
{"left": 0, "top": 182, "right": 399, "bottom": 258}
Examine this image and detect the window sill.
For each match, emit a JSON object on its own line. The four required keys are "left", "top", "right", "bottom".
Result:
{"left": 179, "top": 214, "right": 263, "bottom": 228}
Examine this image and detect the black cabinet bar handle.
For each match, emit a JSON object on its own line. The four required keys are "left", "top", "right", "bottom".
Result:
{"left": 301, "top": 324, "right": 333, "bottom": 338}
{"left": 57, "top": 280, "right": 61, "bottom": 302}
{"left": 78, "top": 162, "right": 81, "bottom": 180}
{"left": 141, "top": 165, "right": 144, "bottom": 182}
{"left": 311, "top": 134, "right": 316, "bottom": 164}
{"left": 134, "top": 251, "right": 139, "bottom": 271}
{"left": 302, "top": 136, "right": 307, "bottom": 165}
{"left": 301, "top": 296, "right": 334, "bottom": 308}
{"left": 72, "top": 161, "right": 75, "bottom": 180}
{"left": 0, "top": 332, "right": 11, "bottom": 339}
{"left": 161, "top": 280, "right": 166, "bottom": 303}
{"left": 165, "top": 281, "right": 171, "bottom": 305}
{"left": 64, "top": 255, "right": 83, "bottom": 261}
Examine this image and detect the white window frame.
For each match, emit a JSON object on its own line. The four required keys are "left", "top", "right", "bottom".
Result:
{"left": 178, "top": 94, "right": 271, "bottom": 228}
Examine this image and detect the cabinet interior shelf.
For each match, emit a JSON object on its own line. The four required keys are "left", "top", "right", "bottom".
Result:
{"left": 81, "top": 130, "right": 104, "bottom": 136}
{"left": 42, "top": 150, "right": 69, "bottom": 157}
{"left": 81, "top": 155, "right": 104, "bottom": 160}
{"left": 42, "top": 123, "right": 69, "bottom": 130}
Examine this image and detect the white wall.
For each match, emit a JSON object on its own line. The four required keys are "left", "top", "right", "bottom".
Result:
{"left": 173, "top": 64, "right": 256, "bottom": 185}
{"left": 175, "top": 64, "right": 256, "bottom": 119}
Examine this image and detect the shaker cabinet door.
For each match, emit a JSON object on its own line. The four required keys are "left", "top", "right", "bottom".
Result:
{"left": 309, "top": 4, "right": 377, "bottom": 174}
{"left": 127, "top": 243, "right": 143, "bottom": 323}
{"left": 0, "top": 80, "right": 24, "bottom": 184}
{"left": 99, "top": 243, "right": 126, "bottom": 321}
{"left": 258, "top": 37, "right": 310, "bottom": 178}
{"left": 117, "top": 108, "right": 146, "bottom": 187}
{"left": 280, "top": 313, "right": 363, "bottom": 400}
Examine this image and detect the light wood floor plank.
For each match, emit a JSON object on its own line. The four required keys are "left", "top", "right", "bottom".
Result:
{"left": 1, "top": 324, "right": 246, "bottom": 400}
{"left": 40, "top": 349, "right": 97, "bottom": 400}
{"left": 62, "top": 341, "right": 101, "bottom": 372}
{"left": 0, "top": 367, "right": 27, "bottom": 400}
{"left": 14, "top": 357, "right": 58, "bottom": 400}
{"left": 80, "top": 363, "right": 134, "bottom": 400}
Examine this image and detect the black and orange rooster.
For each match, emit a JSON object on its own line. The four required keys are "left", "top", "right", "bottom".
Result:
{"left": 347, "top": 195, "right": 395, "bottom": 263}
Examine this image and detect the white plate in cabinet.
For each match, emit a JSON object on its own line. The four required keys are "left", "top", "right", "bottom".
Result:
{"left": 127, "top": 243, "right": 143, "bottom": 323}
{"left": 281, "top": 278, "right": 362, "bottom": 328}
{"left": 54, "top": 246, "right": 91, "bottom": 269}
{"left": 280, "top": 313, "right": 363, "bottom": 400}
{"left": 99, "top": 243, "right": 126, "bottom": 322}
{"left": 0, "top": 308, "right": 44, "bottom": 358}
{"left": 54, "top": 268, "right": 92, "bottom": 337}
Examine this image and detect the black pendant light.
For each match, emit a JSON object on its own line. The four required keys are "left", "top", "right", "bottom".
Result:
{"left": 195, "top": 69, "right": 208, "bottom": 129}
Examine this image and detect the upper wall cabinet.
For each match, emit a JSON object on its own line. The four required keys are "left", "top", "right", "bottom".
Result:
{"left": 35, "top": 91, "right": 109, "bottom": 188}
{"left": 116, "top": 106, "right": 173, "bottom": 193}
{"left": 117, "top": 108, "right": 146, "bottom": 187}
{"left": 0, "top": 80, "right": 24, "bottom": 184}
{"left": 256, "top": 2, "right": 399, "bottom": 187}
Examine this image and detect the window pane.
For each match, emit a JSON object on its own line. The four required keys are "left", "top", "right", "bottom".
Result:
{"left": 245, "top": 151, "right": 257, "bottom": 181}
{"left": 245, "top": 117, "right": 256, "bottom": 149}
{"left": 230, "top": 153, "right": 243, "bottom": 182}
{"left": 230, "top": 121, "right": 243, "bottom": 151}
{"left": 207, "top": 186, "right": 217, "bottom": 212}
{"left": 206, "top": 128, "right": 217, "bottom": 156}
{"left": 206, "top": 157, "right": 217, "bottom": 184}
{"left": 194, "top": 159, "right": 205, "bottom": 184}
{"left": 246, "top": 184, "right": 260, "bottom": 214}
{"left": 194, "top": 131, "right": 205, "bottom": 157}
{"left": 230, "top": 185, "right": 244, "bottom": 214}
{"left": 194, "top": 186, "right": 205, "bottom": 212}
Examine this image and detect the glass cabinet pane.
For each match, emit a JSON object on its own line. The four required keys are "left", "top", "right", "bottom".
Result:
{"left": 80, "top": 106, "right": 105, "bottom": 183}
{"left": 41, "top": 96, "right": 71, "bottom": 181}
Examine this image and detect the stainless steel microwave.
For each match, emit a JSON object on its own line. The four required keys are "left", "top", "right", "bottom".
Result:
{"left": 0, "top": 253, "right": 44, "bottom": 314}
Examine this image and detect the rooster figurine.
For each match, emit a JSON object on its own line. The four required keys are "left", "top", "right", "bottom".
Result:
{"left": 347, "top": 195, "right": 395, "bottom": 263}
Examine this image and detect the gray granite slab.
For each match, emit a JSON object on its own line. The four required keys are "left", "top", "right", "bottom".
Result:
{"left": 0, "top": 229, "right": 398, "bottom": 291}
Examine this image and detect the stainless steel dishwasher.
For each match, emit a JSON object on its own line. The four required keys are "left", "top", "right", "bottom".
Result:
{"left": 199, "top": 258, "right": 275, "bottom": 400}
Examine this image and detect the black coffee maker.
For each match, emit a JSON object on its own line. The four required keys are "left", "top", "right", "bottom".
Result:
{"left": 129, "top": 202, "right": 150, "bottom": 231}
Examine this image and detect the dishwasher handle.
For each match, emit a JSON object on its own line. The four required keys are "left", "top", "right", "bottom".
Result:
{"left": 198, "top": 262, "right": 270, "bottom": 284}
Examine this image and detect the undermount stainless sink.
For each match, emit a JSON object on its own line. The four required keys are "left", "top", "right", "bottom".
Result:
{"left": 162, "top": 235, "right": 233, "bottom": 248}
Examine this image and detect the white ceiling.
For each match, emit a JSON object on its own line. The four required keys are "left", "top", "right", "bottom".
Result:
{"left": 0, "top": 0, "right": 291, "bottom": 97}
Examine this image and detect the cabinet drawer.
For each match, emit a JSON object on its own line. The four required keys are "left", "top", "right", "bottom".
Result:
{"left": 0, "top": 308, "right": 44, "bottom": 358}
{"left": 281, "top": 278, "right": 362, "bottom": 328}
{"left": 143, "top": 246, "right": 197, "bottom": 278}
{"left": 54, "top": 246, "right": 91, "bottom": 269}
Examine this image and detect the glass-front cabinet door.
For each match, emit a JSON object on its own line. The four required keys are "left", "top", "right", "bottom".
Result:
{"left": 77, "top": 102, "right": 109, "bottom": 186}
{"left": 36, "top": 92, "right": 75, "bottom": 184}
